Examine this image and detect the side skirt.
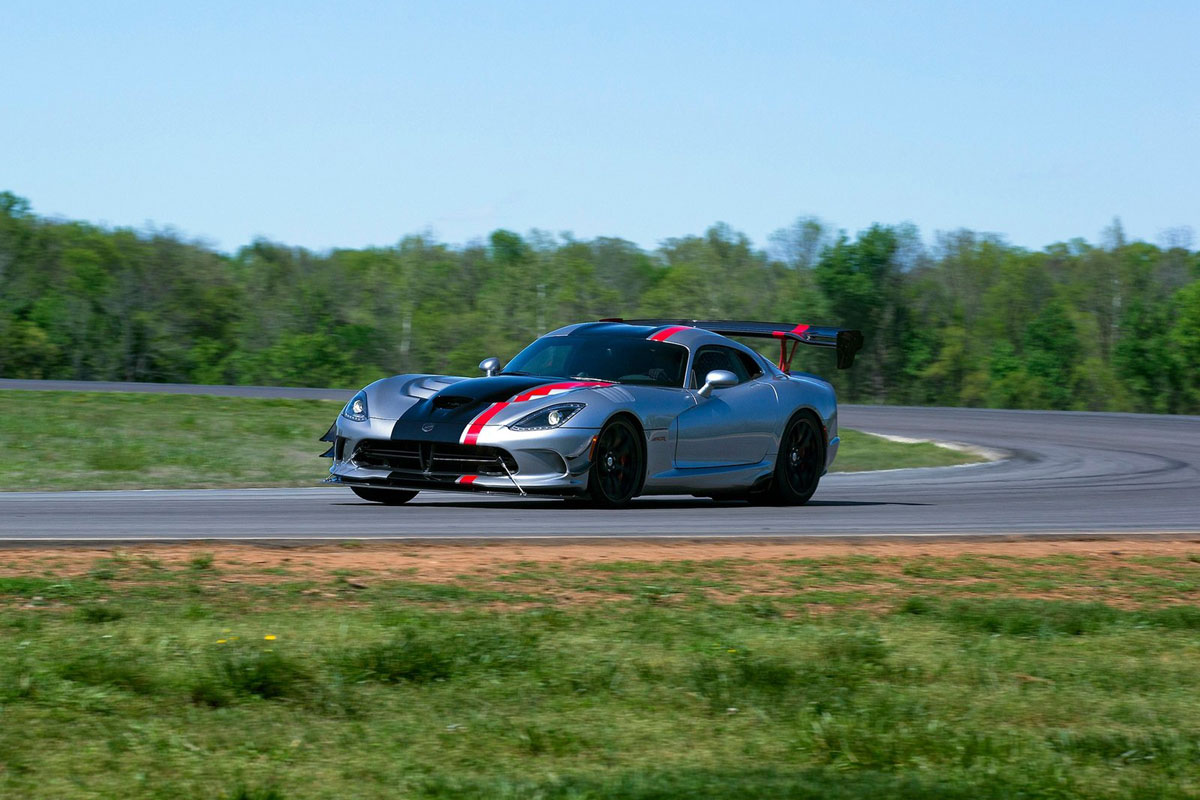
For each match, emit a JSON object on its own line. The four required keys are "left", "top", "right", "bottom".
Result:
{"left": 639, "top": 460, "right": 776, "bottom": 495}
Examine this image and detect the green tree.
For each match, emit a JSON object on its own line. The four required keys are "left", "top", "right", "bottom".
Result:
{"left": 1, "top": 189, "right": 1198, "bottom": 413}
{"left": 1169, "top": 281, "right": 1200, "bottom": 409}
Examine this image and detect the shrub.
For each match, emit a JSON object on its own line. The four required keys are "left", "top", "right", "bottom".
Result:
{"left": 819, "top": 629, "right": 889, "bottom": 665}
{"left": 1142, "top": 605, "right": 1200, "bottom": 630}
{"left": 78, "top": 604, "right": 125, "bottom": 623}
{"left": 58, "top": 648, "right": 157, "bottom": 694}
{"left": 894, "top": 596, "right": 1200, "bottom": 636}
{"left": 690, "top": 650, "right": 801, "bottom": 711}
{"left": 189, "top": 676, "right": 234, "bottom": 707}
{"left": 738, "top": 598, "right": 783, "bottom": 619}
{"left": 223, "top": 784, "right": 286, "bottom": 800}
{"left": 189, "top": 552, "right": 215, "bottom": 571}
{"left": 344, "top": 633, "right": 454, "bottom": 684}
{"left": 342, "top": 625, "right": 540, "bottom": 685}
{"left": 213, "top": 644, "right": 310, "bottom": 700}
{"left": 897, "top": 595, "right": 939, "bottom": 616}
{"left": 942, "top": 599, "right": 1120, "bottom": 637}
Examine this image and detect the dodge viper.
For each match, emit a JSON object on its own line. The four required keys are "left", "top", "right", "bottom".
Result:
{"left": 321, "top": 319, "right": 863, "bottom": 507}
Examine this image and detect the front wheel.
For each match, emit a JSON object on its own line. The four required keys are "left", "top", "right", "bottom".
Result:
{"left": 350, "top": 486, "right": 419, "bottom": 505}
{"left": 586, "top": 418, "right": 644, "bottom": 508}
{"left": 765, "top": 414, "right": 824, "bottom": 506}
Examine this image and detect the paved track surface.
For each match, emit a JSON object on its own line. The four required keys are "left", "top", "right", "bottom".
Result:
{"left": 1, "top": 380, "right": 1198, "bottom": 541}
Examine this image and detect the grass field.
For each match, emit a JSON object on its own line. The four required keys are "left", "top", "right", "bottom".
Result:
{"left": 0, "top": 390, "right": 982, "bottom": 491}
{"left": 1, "top": 540, "right": 1198, "bottom": 799}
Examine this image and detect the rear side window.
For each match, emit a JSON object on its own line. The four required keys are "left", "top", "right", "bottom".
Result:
{"left": 691, "top": 346, "right": 753, "bottom": 387}
{"left": 736, "top": 350, "right": 764, "bottom": 379}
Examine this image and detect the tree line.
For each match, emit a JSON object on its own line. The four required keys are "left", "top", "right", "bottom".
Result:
{"left": 1, "top": 191, "right": 1197, "bottom": 412}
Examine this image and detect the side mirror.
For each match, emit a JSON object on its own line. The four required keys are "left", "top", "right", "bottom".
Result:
{"left": 697, "top": 369, "right": 738, "bottom": 399}
{"left": 479, "top": 357, "right": 500, "bottom": 377}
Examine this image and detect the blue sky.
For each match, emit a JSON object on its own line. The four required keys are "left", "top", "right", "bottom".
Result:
{"left": 3, "top": 1, "right": 1196, "bottom": 253}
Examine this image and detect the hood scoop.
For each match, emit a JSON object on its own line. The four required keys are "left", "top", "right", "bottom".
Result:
{"left": 402, "top": 375, "right": 465, "bottom": 400}
{"left": 432, "top": 394, "right": 473, "bottom": 410}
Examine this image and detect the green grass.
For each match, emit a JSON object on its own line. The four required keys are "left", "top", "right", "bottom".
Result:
{"left": 1, "top": 549, "right": 1199, "bottom": 798}
{"left": 833, "top": 428, "right": 984, "bottom": 471}
{"left": 0, "top": 390, "right": 983, "bottom": 491}
{"left": 0, "top": 390, "right": 340, "bottom": 490}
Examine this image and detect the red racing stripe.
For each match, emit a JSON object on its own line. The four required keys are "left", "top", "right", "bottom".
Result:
{"left": 772, "top": 323, "right": 811, "bottom": 338}
{"left": 648, "top": 325, "right": 690, "bottom": 341}
{"left": 461, "top": 382, "right": 615, "bottom": 445}
{"left": 456, "top": 475, "right": 477, "bottom": 485}
{"left": 461, "top": 401, "right": 509, "bottom": 445}
{"left": 510, "top": 381, "right": 612, "bottom": 403}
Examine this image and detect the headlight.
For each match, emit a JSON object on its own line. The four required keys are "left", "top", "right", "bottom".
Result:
{"left": 342, "top": 390, "right": 369, "bottom": 422}
{"left": 509, "top": 403, "right": 585, "bottom": 431}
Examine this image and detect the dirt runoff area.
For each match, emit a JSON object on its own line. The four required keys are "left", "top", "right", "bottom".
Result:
{"left": 2, "top": 537, "right": 1200, "bottom": 604}
{"left": 3, "top": 538, "right": 1200, "bottom": 582}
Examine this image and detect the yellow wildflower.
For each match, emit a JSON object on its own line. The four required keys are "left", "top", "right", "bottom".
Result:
{"left": 264, "top": 634, "right": 277, "bottom": 641}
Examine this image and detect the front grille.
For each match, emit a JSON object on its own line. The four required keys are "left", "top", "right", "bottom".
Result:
{"left": 352, "top": 439, "right": 518, "bottom": 477}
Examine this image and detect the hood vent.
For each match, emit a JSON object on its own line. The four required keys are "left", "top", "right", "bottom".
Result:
{"left": 433, "top": 395, "right": 473, "bottom": 410}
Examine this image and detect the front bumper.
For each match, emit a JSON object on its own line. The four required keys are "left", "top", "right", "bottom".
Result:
{"left": 325, "top": 418, "right": 599, "bottom": 495}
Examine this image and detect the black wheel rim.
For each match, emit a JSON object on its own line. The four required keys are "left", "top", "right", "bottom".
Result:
{"left": 783, "top": 419, "right": 820, "bottom": 495}
{"left": 596, "top": 423, "right": 639, "bottom": 501}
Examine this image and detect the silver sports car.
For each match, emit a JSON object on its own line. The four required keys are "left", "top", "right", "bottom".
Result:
{"left": 321, "top": 319, "right": 862, "bottom": 507}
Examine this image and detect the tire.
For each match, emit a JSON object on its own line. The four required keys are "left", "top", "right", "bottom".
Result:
{"left": 586, "top": 417, "right": 644, "bottom": 508}
{"left": 765, "top": 413, "right": 824, "bottom": 506}
{"left": 350, "top": 486, "right": 419, "bottom": 505}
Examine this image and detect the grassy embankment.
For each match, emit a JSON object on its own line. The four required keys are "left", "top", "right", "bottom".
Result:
{"left": 1, "top": 542, "right": 1199, "bottom": 798}
{"left": 0, "top": 390, "right": 982, "bottom": 491}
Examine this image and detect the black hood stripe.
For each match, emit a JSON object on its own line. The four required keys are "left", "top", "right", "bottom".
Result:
{"left": 390, "top": 376, "right": 612, "bottom": 443}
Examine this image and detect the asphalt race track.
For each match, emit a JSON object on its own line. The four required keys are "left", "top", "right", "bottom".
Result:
{"left": 1, "top": 379, "right": 1198, "bottom": 541}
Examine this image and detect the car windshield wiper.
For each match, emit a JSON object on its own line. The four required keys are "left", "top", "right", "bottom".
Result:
{"left": 499, "top": 370, "right": 533, "bottom": 376}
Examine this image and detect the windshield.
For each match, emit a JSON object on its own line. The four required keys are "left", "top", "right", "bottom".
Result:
{"left": 503, "top": 336, "right": 688, "bottom": 387}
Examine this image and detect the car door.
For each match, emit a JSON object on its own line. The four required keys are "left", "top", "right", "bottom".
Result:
{"left": 674, "top": 345, "right": 778, "bottom": 468}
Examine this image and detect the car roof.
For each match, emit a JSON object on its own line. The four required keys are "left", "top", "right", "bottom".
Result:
{"left": 543, "top": 322, "right": 771, "bottom": 363}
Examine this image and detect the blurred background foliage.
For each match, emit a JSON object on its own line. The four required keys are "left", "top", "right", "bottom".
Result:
{"left": 1, "top": 191, "right": 1198, "bottom": 412}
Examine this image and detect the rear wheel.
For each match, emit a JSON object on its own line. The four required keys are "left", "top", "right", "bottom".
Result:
{"left": 766, "top": 414, "right": 823, "bottom": 506}
{"left": 350, "top": 486, "right": 418, "bottom": 505}
{"left": 586, "top": 417, "right": 644, "bottom": 508}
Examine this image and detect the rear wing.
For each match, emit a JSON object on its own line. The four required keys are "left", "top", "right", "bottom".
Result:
{"left": 604, "top": 319, "right": 864, "bottom": 371}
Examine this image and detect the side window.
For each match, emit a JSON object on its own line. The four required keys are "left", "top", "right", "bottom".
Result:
{"left": 691, "top": 346, "right": 750, "bottom": 387}
{"left": 735, "top": 350, "right": 764, "bottom": 379}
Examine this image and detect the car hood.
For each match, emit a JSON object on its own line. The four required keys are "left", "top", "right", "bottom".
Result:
{"left": 388, "top": 375, "right": 613, "bottom": 443}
